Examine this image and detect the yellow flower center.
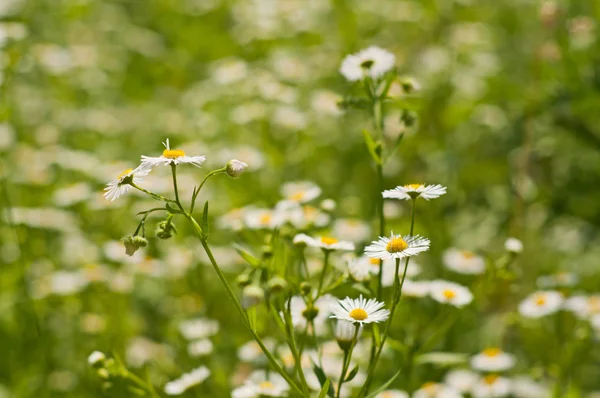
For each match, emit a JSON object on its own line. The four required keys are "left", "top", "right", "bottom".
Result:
{"left": 443, "top": 289, "right": 456, "bottom": 299}
{"left": 381, "top": 392, "right": 394, "bottom": 398}
{"left": 349, "top": 308, "right": 368, "bottom": 321}
{"left": 259, "top": 381, "right": 274, "bottom": 389}
{"left": 535, "top": 295, "right": 546, "bottom": 306}
{"left": 421, "top": 382, "right": 438, "bottom": 392}
{"left": 162, "top": 149, "right": 186, "bottom": 159}
{"left": 405, "top": 183, "right": 423, "bottom": 190}
{"left": 483, "top": 347, "right": 501, "bottom": 357}
{"left": 117, "top": 168, "right": 133, "bottom": 179}
{"left": 483, "top": 374, "right": 499, "bottom": 385}
{"left": 320, "top": 236, "right": 339, "bottom": 245}
{"left": 369, "top": 258, "right": 381, "bottom": 265}
{"left": 259, "top": 214, "right": 272, "bottom": 225}
{"left": 386, "top": 237, "right": 408, "bottom": 253}
{"left": 289, "top": 191, "right": 305, "bottom": 201}
{"left": 589, "top": 297, "right": 600, "bottom": 313}
{"left": 461, "top": 250, "right": 475, "bottom": 259}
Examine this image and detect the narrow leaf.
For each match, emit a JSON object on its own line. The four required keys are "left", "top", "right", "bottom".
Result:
{"left": 372, "top": 323, "right": 381, "bottom": 347}
{"left": 233, "top": 244, "right": 261, "bottom": 268}
{"left": 201, "top": 201, "right": 209, "bottom": 238}
{"left": 362, "top": 129, "right": 382, "bottom": 165}
{"left": 317, "top": 378, "right": 331, "bottom": 398}
{"left": 365, "top": 369, "right": 402, "bottom": 398}
{"left": 344, "top": 364, "right": 359, "bottom": 382}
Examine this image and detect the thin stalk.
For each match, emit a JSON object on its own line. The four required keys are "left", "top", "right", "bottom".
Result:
{"left": 184, "top": 215, "right": 303, "bottom": 395}
{"left": 317, "top": 250, "right": 331, "bottom": 296}
{"left": 170, "top": 164, "right": 182, "bottom": 208}
{"left": 133, "top": 208, "right": 168, "bottom": 236}
{"left": 190, "top": 168, "right": 226, "bottom": 213}
{"left": 130, "top": 182, "right": 175, "bottom": 203}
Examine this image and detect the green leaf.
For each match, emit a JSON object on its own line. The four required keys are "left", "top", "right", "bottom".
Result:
{"left": 344, "top": 364, "right": 359, "bottom": 382}
{"left": 201, "top": 201, "right": 209, "bottom": 238}
{"left": 165, "top": 203, "right": 180, "bottom": 214}
{"left": 233, "top": 244, "right": 261, "bottom": 268}
{"left": 317, "top": 378, "right": 332, "bottom": 398}
{"left": 365, "top": 369, "right": 402, "bottom": 398}
{"left": 352, "top": 283, "right": 372, "bottom": 296}
{"left": 362, "top": 129, "right": 382, "bottom": 165}
{"left": 415, "top": 352, "right": 467, "bottom": 366}
{"left": 311, "top": 359, "right": 335, "bottom": 397}
{"left": 372, "top": 323, "right": 381, "bottom": 347}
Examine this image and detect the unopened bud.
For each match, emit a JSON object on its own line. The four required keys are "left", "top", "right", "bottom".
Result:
{"left": 242, "top": 285, "right": 264, "bottom": 309}
{"left": 267, "top": 277, "right": 288, "bottom": 294}
{"left": 401, "top": 110, "right": 418, "bottom": 128}
{"left": 335, "top": 320, "right": 361, "bottom": 351}
{"left": 302, "top": 305, "right": 319, "bottom": 322}
{"left": 261, "top": 245, "right": 273, "bottom": 260}
{"left": 505, "top": 237, "right": 523, "bottom": 254}
{"left": 121, "top": 235, "right": 146, "bottom": 256}
{"left": 226, "top": 159, "right": 248, "bottom": 178}
{"left": 300, "top": 282, "right": 312, "bottom": 296}
{"left": 399, "top": 76, "right": 421, "bottom": 94}
{"left": 156, "top": 220, "right": 177, "bottom": 240}
{"left": 88, "top": 351, "right": 106, "bottom": 367}
{"left": 236, "top": 274, "right": 251, "bottom": 287}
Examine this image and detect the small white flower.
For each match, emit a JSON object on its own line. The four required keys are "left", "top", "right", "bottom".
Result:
{"left": 472, "top": 375, "right": 512, "bottom": 398}
{"left": 293, "top": 233, "right": 355, "bottom": 252}
{"left": 518, "top": 291, "right": 564, "bottom": 318}
{"left": 330, "top": 295, "right": 390, "bottom": 324}
{"left": 511, "top": 376, "right": 549, "bottom": 398}
{"left": 537, "top": 272, "right": 579, "bottom": 289}
{"left": 401, "top": 279, "right": 431, "bottom": 298}
{"left": 232, "top": 370, "right": 289, "bottom": 398}
{"left": 340, "top": 46, "right": 396, "bottom": 81}
{"left": 103, "top": 164, "right": 151, "bottom": 201}
{"left": 87, "top": 351, "right": 105, "bottom": 366}
{"left": 382, "top": 184, "right": 447, "bottom": 201}
{"left": 413, "top": 382, "right": 463, "bottom": 398}
{"left": 443, "top": 248, "right": 486, "bottom": 275}
{"left": 429, "top": 280, "right": 473, "bottom": 307}
{"left": 332, "top": 218, "right": 371, "bottom": 243}
{"left": 347, "top": 256, "right": 374, "bottom": 282}
{"left": 375, "top": 390, "right": 409, "bottom": 398}
{"left": 164, "top": 366, "right": 210, "bottom": 396}
{"left": 178, "top": 318, "right": 220, "bottom": 340}
{"left": 471, "top": 348, "right": 516, "bottom": 372}
{"left": 187, "top": 339, "right": 214, "bottom": 357}
{"left": 504, "top": 237, "right": 524, "bottom": 253}
{"left": 244, "top": 208, "right": 285, "bottom": 230}
{"left": 564, "top": 295, "right": 600, "bottom": 319}
{"left": 141, "top": 138, "right": 206, "bottom": 169}
{"left": 281, "top": 180, "right": 321, "bottom": 203}
{"left": 444, "top": 369, "right": 479, "bottom": 393}
{"left": 226, "top": 159, "right": 248, "bottom": 177}
{"left": 238, "top": 338, "right": 277, "bottom": 364}
{"left": 365, "top": 233, "right": 430, "bottom": 261}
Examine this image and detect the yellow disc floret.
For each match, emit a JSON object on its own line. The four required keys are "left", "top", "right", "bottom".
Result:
{"left": 535, "top": 294, "right": 547, "bottom": 306}
{"left": 289, "top": 191, "right": 305, "bottom": 201}
{"left": 320, "top": 236, "right": 339, "bottom": 245}
{"left": 162, "top": 149, "right": 186, "bottom": 159}
{"left": 443, "top": 289, "right": 456, "bottom": 300}
{"left": 483, "top": 348, "right": 501, "bottom": 357}
{"left": 405, "top": 183, "right": 423, "bottom": 190}
{"left": 259, "top": 381, "right": 274, "bottom": 389}
{"left": 483, "top": 374, "right": 499, "bottom": 385}
{"left": 386, "top": 237, "right": 408, "bottom": 253}
{"left": 349, "top": 308, "right": 368, "bottom": 321}
{"left": 117, "top": 168, "right": 133, "bottom": 179}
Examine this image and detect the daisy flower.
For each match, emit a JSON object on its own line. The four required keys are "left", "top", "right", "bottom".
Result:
{"left": 293, "top": 233, "right": 355, "bottom": 252}
{"left": 347, "top": 256, "right": 374, "bottom": 282}
{"left": 382, "top": 184, "right": 447, "bottom": 201}
{"left": 471, "top": 348, "right": 516, "bottom": 372}
{"left": 511, "top": 376, "right": 548, "bottom": 398}
{"left": 518, "top": 291, "right": 564, "bottom": 318}
{"left": 429, "top": 280, "right": 473, "bottom": 307}
{"left": 141, "top": 138, "right": 206, "bottom": 169}
{"left": 330, "top": 295, "right": 390, "bottom": 325}
{"left": 564, "top": 294, "right": 600, "bottom": 319}
{"left": 103, "top": 164, "right": 150, "bottom": 201}
{"left": 504, "top": 237, "right": 524, "bottom": 253}
{"left": 244, "top": 208, "right": 285, "bottom": 230}
{"left": 443, "top": 248, "right": 486, "bottom": 275}
{"left": 471, "top": 375, "right": 511, "bottom": 398}
{"left": 281, "top": 180, "right": 321, "bottom": 203}
{"left": 231, "top": 370, "right": 289, "bottom": 398}
{"left": 537, "top": 272, "right": 579, "bottom": 289}
{"left": 340, "top": 46, "right": 396, "bottom": 81}
{"left": 413, "top": 382, "right": 462, "bottom": 398}
{"left": 365, "top": 233, "right": 430, "bottom": 261}
{"left": 332, "top": 218, "right": 371, "bottom": 243}
{"left": 444, "top": 369, "right": 479, "bottom": 393}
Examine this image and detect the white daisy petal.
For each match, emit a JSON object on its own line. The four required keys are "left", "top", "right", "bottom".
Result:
{"left": 330, "top": 295, "right": 390, "bottom": 325}
{"left": 383, "top": 184, "right": 447, "bottom": 201}
{"left": 365, "top": 233, "right": 430, "bottom": 261}
{"left": 141, "top": 138, "right": 206, "bottom": 170}
{"left": 340, "top": 46, "right": 396, "bottom": 82}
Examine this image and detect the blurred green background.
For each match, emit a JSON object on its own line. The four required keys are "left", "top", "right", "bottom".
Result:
{"left": 1, "top": 0, "right": 600, "bottom": 396}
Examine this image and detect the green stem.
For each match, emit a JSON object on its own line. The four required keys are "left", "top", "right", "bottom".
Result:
{"left": 170, "top": 164, "right": 182, "bottom": 208}
{"left": 130, "top": 182, "right": 175, "bottom": 203}
{"left": 133, "top": 208, "right": 168, "bottom": 236}
{"left": 190, "top": 168, "right": 226, "bottom": 213}
{"left": 184, "top": 215, "right": 303, "bottom": 395}
{"left": 317, "top": 250, "right": 331, "bottom": 296}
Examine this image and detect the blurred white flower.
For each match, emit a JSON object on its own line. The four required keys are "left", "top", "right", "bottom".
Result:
{"left": 244, "top": 208, "right": 285, "bottom": 230}
{"left": 471, "top": 375, "right": 512, "bottom": 397}
{"left": 380, "top": 261, "right": 422, "bottom": 287}
{"left": 470, "top": 348, "right": 516, "bottom": 372}
{"left": 443, "top": 248, "right": 486, "bottom": 275}
{"left": 232, "top": 370, "right": 288, "bottom": 398}
{"left": 330, "top": 295, "right": 390, "bottom": 325}
{"left": 178, "top": 318, "right": 220, "bottom": 340}
{"left": 293, "top": 233, "right": 355, "bottom": 252}
{"left": 87, "top": 351, "right": 105, "bottom": 366}
{"left": 141, "top": 138, "right": 206, "bottom": 169}
{"left": 281, "top": 181, "right": 321, "bottom": 203}
{"left": 537, "top": 272, "right": 579, "bottom": 289}
{"left": 383, "top": 184, "right": 447, "bottom": 201}
{"left": 413, "top": 382, "right": 463, "bottom": 398}
{"left": 429, "top": 280, "right": 473, "bottom": 307}
{"left": 511, "top": 376, "right": 548, "bottom": 398}
{"left": 288, "top": 294, "right": 336, "bottom": 334}
{"left": 187, "top": 339, "right": 214, "bottom": 357}
{"left": 238, "top": 338, "right": 277, "bottom": 364}
{"left": 518, "top": 291, "right": 563, "bottom": 318}
{"left": 444, "top": 369, "right": 479, "bottom": 393}
{"left": 504, "top": 237, "right": 524, "bottom": 253}
{"left": 332, "top": 218, "right": 371, "bottom": 243}
{"left": 365, "top": 233, "right": 430, "bottom": 261}
{"left": 164, "top": 366, "right": 210, "bottom": 396}
{"left": 375, "top": 390, "right": 409, "bottom": 398}
{"left": 340, "top": 46, "right": 396, "bottom": 81}
{"left": 564, "top": 295, "right": 600, "bottom": 319}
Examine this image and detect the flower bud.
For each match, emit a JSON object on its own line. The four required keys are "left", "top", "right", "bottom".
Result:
{"left": 121, "top": 235, "right": 146, "bottom": 257}
{"left": 300, "top": 282, "right": 312, "bottom": 296}
{"left": 267, "top": 277, "right": 288, "bottom": 294}
{"left": 156, "top": 220, "right": 177, "bottom": 240}
{"left": 505, "top": 237, "right": 523, "bottom": 254}
{"left": 335, "top": 320, "right": 361, "bottom": 351}
{"left": 401, "top": 109, "right": 418, "bottom": 128}
{"left": 242, "top": 285, "right": 264, "bottom": 309}
{"left": 399, "top": 76, "right": 421, "bottom": 94}
{"left": 226, "top": 159, "right": 248, "bottom": 178}
{"left": 88, "top": 351, "right": 106, "bottom": 368}
{"left": 301, "top": 305, "right": 319, "bottom": 322}
{"left": 261, "top": 245, "right": 273, "bottom": 260}
{"left": 236, "top": 273, "right": 251, "bottom": 287}
{"left": 320, "top": 199, "right": 337, "bottom": 212}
